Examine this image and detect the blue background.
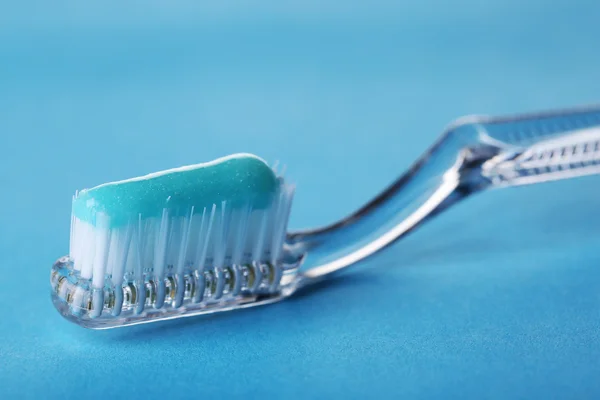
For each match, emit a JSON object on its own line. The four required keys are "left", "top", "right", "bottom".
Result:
{"left": 1, "top": 1, "right": 600, "bottom": 398}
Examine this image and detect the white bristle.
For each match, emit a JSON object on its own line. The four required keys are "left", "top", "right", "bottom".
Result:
{"left": 79, "top": 222, "right": 96, "bottom": 279}
{"left": 153, "top": 209, "right": 170, "bottom": 278}
{"left": 175, "top": 207, "right": 194, "bottom": 275}
{"left": 110, "top": 227, "right": 131, "bottom": 286}
{"left": 271, "top": 184, "right": 295, "bottom": 264}
{"left": 68, "top": 180, "right": 295, "bottom": 296}
{"left": 194, "top": 205, "right": 216, "bottom": 273}
{"left": 213, "top": 201, "right": 229, "bottom": 269}
{"left": 251, "top": 209, "right": 270, "bottom": 261}
{"left": 91, "top": 213, "right": 110, "bottom": 288}
{"left": 232, "top": 204, "right": 252, "bottom": 265}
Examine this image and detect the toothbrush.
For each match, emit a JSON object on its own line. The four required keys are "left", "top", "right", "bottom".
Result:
{"left": 51, "top": 105, "right": 600, "bottom": 329}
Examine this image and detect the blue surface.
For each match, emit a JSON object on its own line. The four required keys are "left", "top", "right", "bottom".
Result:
{"left": 2, "top": 2, "right": 600, "bottom": 398}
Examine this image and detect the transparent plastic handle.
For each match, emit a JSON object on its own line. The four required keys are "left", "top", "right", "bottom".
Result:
{"left": 287, "top": 105, "right": 600, "bottom": 283}
{"left": 481, "top": 125, "right": 600, "bottom": 187}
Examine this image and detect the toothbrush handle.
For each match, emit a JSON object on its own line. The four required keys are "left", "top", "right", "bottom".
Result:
{"left": 470, "top": 107, "right": 600, "bottom": 187}
{"left": 287, "top": 105, "right": 600, "bottom": 283}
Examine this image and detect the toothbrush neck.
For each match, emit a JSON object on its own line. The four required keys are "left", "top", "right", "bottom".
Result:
{"left": 285, "top": 134, "right": 489, "bottom": 283}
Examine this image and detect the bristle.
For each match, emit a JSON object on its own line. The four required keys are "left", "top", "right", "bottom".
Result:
{"left": 91, "top": 214, "right": 110, "bottom": 288}
{"left": 272, "top": 184, "right": 295, "bottom": 265}
{"left": 66, "top": 176, "right": 295, "bottom": 317}
{"left": 175, "top": 207, "right": 194, "bottom": 276}
{"left": 251, "top": 208, "right": 269, "bottom": 262}
{"left": 194, "top": 204, "right": 216, "bottom": 273}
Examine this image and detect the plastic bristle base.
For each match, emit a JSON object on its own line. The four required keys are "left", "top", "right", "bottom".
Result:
{"left": 50, "top": 257, "right": 297, "bottom": 329}
{"left": 50, "top": 288, "right": 285, "bottom": 329}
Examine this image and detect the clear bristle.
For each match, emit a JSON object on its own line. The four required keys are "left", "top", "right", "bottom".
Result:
{"left": 52, "top": 175, "right": 296, "bottom": 328}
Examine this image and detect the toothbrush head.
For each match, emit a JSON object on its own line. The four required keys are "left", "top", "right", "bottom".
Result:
{"left": 51, "top": 153, "right": 296, "bottom": 329}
